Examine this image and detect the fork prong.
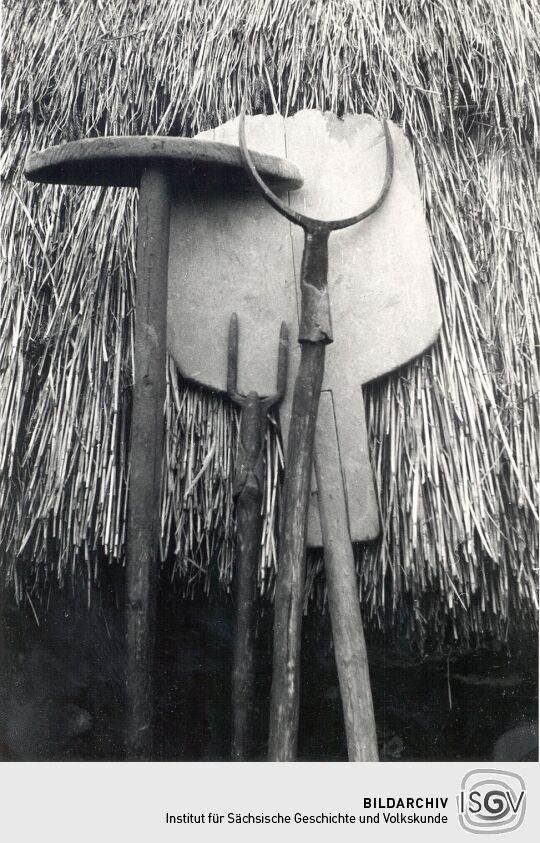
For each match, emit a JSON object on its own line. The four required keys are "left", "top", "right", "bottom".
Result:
{"left": 239, "top": 104, "right": 308, "bottom": 230}
{"left": 227, "top": 312, "right": 239, "bottom": 399}
{"left": 276, "top": 321, "right": 289, "bottom": 399}
{"left": 261, "top": 321, "right": 289, "bottom": 410}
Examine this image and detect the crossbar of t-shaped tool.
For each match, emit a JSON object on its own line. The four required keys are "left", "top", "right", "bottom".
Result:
{"left": 24, "top": 136, "right": 302, "bottom": 760}
{"left": 239, "top": 110, "right": 394, "bottom": 761}
{"left": 227, "top": 313, "right": 288, "bottom": 760}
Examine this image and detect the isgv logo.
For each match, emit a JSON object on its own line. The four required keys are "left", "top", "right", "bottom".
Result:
{"left": 458, "top": 769, "right": 526, "bottom": 834}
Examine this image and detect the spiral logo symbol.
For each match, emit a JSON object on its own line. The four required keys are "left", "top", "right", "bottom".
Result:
{"left": 479, "top": 788, "right": 510, "bottom": 820}
{"left": 458, "top": 770, "right": 526, "bottom": 834}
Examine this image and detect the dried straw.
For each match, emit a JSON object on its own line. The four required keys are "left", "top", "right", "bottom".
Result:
{"left": 1, "top": 0, "right": 538, "bottom": 651}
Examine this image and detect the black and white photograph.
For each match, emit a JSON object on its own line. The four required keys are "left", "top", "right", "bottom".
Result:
{"left": 0, "top": 0, "right": 538, "bottom": 827}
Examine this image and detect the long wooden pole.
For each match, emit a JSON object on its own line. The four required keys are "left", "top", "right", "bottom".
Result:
{"left": 314, "top": 391, "right": 378, "bottom": 760}
{"left": 125, "top": 166, "right": 170, "bottom": 760}
{"left": 267, "top": 342, "right": 325, "bottom": 760}
{"left": 268, "top": 227, "right": 329, "bottom": 761}
{"left": 231, "top": 440, "right": 263, "bottom": 760}
{"left": 230, "top": 316, "right": 288, "bottom": 760}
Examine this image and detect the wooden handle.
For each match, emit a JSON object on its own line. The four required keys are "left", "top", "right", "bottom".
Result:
{"left": 231, "top": 479, "right": 262, "bottom": 760}
{"left": 125, "top": 166, "right": 171, "bottom": 760}
{"left": 314, "top": 391, "right": 378, "bottom": 761}
{"left": 231, "top": 396, "right": 265, "bottom": 760}
{"left": 268, "top": 342, "right": 325, "bottom": 760}
{"left": 298, "top": 230, "right": 332, "bottom": 343}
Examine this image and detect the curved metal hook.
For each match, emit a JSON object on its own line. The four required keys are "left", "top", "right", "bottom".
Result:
{"left": 238, "top": 105, "right": 394, "bottom": 233}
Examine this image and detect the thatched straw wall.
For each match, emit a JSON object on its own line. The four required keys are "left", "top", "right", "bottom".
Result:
{"left": 1, "top": 0, "right": 538, "bottom": 651}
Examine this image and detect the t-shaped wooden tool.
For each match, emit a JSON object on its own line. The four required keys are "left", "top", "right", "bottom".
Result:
{"left": 25, "top": 136, "right": 302, "bottom": 759}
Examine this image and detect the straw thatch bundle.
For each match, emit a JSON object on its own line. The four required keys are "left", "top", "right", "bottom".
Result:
{"left": 1, "top": 0, "right": 538, "bottom": 652}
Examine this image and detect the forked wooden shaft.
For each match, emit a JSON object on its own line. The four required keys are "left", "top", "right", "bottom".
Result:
{"left": 231, "top": 391, "right": 265, "bottom": 760}
{"left": 314, "top": 393, "right": 378, "bottom": 760}
{"left": 230, "top": 317, "right": 288, "bottom": 760}
{"left": 231, "top": 457, "right": 263, "bottom": 760}
{"left": 126, "top": 166, "right": 170, "bottom": 760}
{"left": 268, "top": 341, "right": 325, "bottom": 760}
